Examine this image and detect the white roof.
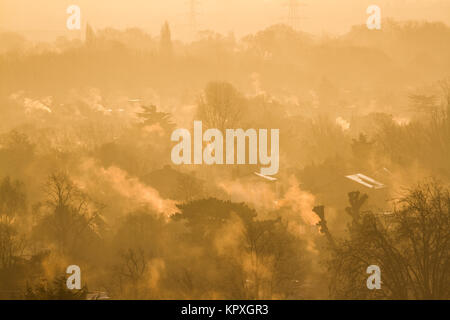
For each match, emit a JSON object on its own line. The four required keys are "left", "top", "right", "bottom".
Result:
{"left": 254, "top": 172, "right": 278, "bottom": 181}
{"left": 345, "top": 173, "right": 385, "bottom": 189}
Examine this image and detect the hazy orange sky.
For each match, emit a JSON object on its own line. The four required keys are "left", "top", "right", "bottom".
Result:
{"left": 1, "top": 0, "right": 450, "bottom": 41}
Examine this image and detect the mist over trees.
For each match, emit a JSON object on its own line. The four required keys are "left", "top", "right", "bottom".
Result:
{"left": 0, "top": 19, "right": 449, "bottom": 299}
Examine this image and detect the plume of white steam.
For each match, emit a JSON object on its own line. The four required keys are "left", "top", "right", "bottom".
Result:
{"left": 24, "top": 98, "right": 52, "bottom": 113}
{"left": 146, "top": 258, "right": 165, "bottom": 290}
{"left": 213, "top": 212, "right": 274, "bottom": 298}
{"left": 218, "top": 175, "right": 319, "bottom": 226}
{"left": 9, "top": 92, "right": 53, "bottom": 113}
{"left": 335, "top": 116, "right": 350, "bottom": 131}
{"left": 77, "top": 159, "right": 178, "bottom": 217}
{"left": 393, "top": 117, "right": 410, "bottom": 126}
{"left": 276, "top": 176, "right": 320, "bottom": 226}
{"left": 99, "top": 166, "right": 178, "bottom": 215}
{"left": 214, "top": 212, "right": 245, "bottom": 257}
{"left": 218, "top": 179, "right": 278, "bottom": 211}
{"left": 250, "top": 72, "right": 266, "bottom": 96}
{"left": 83, "top": 88, "right": 112, "bottom": 114}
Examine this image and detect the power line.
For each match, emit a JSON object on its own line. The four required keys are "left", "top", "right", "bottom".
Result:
{"left": 188, "top": 0, "right": 200, "bottom": 36}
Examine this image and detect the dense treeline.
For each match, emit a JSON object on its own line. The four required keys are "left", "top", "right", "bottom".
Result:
{"left": 0, "top": 20, "right": 449, "bottom": 299}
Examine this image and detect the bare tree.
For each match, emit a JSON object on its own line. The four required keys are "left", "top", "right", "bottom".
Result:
{"left": 0, "top": 223, "right": 27, "bottom": 270}
{"left": 113, "top": 248, "right": 149, "bottom": 299}
{"left": 0, "top": 176, "right": 27, "bottom": 224}
{"left": 197, "top": 82, "right": 244, "bottom": 131}
{"left": 316, "top": 181, "right": 450, "bottom": 299}
{"left": 37, "top": 172, "right": 104, "bottom": 255}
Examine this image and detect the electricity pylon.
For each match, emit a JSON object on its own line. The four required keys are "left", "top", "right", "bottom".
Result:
{"left": 286, "top": 0, "right": 306, "bottom": 30}
{"left": 188, "top": 0, "right": 200, "bottom": 37}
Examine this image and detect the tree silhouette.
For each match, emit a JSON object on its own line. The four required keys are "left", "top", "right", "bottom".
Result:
{"left": 25, "top": 275, "right": 88, "bottom": 300}
{"left": 0, "top": 176, "right": 27, "bottom": 223}
{"left": 197, "top": 82, "right": 243, "bottom": 131}
{"left": 172, "top": 198, "right": 309, "bottom": 299}
{"left": 160, "top": 21, "right": 173, "bottom": 58}
{"left": 136, "top": 105, "right": 175, "bottom": 133}
{"left": 316, "top": 181, "right": 450, "bottom": 299}
{"left": 34, "top": 172, "right": 105, "bottom": 255}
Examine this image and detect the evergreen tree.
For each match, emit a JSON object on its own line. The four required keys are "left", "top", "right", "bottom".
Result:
{"left": 160, "top": 21, "right": 173, "bottom": 58}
